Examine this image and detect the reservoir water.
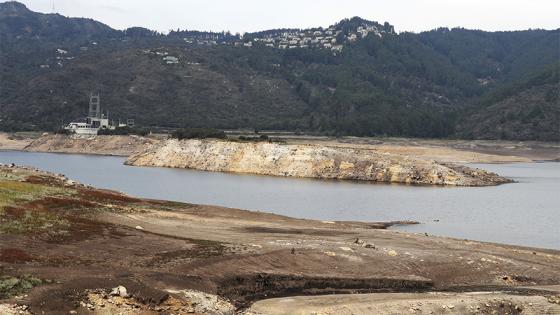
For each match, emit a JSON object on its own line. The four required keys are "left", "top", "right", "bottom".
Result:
{"left": 0, "top": 151, "right": 558, "bottom": 250}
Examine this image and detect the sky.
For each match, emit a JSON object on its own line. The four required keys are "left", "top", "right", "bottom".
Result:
{"left": 5, "top": 0, "right": 560, "bottom": 34}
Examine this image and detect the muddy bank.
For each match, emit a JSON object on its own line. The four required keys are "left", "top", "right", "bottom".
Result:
{"left": 0, "top": 165, "right": 558, "bottom": 314}
{"left": 21, "top": 134, "right": 158, "bottom": 156}
{"left": 126, "top": 139, "right": 511, "bottom": 186}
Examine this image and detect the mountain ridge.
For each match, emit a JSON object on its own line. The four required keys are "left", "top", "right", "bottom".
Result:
{"left": 0, "top": 1, "right": 558, "bottom": 140}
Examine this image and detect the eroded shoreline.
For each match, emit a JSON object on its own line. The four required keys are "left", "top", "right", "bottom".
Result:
{"left": 2, "top": 133, "right": 558, "bottom": 187}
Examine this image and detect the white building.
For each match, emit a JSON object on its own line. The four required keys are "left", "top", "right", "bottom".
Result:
{"left": 331, "top": 45, "right": 344, "bottom": 52}
{"left": 64, "top": 94, "right": 119, "bottom": 135}
{"left": 64, "top": 122, "right": 98, "bottom": 135}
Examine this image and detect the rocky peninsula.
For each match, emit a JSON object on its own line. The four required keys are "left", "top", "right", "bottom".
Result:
{"left": 126, "top": 139, "right": 511, "bottom": 186}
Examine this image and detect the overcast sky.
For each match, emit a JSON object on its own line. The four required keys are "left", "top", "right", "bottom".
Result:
{"left": 6, "top": 0, "right": 560, "bottom": 34}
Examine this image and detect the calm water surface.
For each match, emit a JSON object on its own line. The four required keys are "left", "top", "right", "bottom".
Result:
{"left": 1, "top": 151, "right": 558, "bottom": 249}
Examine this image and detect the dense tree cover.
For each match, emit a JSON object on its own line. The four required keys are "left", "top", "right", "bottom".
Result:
{"left": 0, "top": 1, "right": 117, "bottom": 43}
{"left": 168, "top": 29, "right": 239, "bottom": 42}
{"left": 417, "top": 28, "right": 560, "bottom": 83}
{"left": 97, "top": 126, "right": 149, "bottom": 136}
{"left": 475, "top": 62, "right": 559, "bottom": 107}
{"left": 455, "top": 63, "right": 560, "bottom": 141}
{"left": 0, "top": 2, "right": 558, "bottom": 140}
{"left": 170, "top": 128, "right": 226, "bottom": 140}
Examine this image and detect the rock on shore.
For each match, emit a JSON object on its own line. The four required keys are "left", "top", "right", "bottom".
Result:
{"left": 126, "top": 139, "right": 511, "bottom": 186}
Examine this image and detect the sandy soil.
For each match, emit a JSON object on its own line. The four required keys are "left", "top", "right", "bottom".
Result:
{"left": 0, "top": 166, "right": 559, "bottom": 314}
{"left": 0, "top": 133, "right": 36, "bottom": 151}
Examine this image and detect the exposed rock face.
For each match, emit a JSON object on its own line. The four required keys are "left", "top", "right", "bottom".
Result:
{"left": 126, "top": 139, "right": 512, "bottom": 186}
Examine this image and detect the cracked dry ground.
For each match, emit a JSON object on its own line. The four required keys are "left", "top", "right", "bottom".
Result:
{"left": 0, "top": 165, "right": 559, "bottom": 314}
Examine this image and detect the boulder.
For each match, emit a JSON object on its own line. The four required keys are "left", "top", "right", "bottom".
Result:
{"left": 110, "top": 285, "right": 129, "bottom": 298}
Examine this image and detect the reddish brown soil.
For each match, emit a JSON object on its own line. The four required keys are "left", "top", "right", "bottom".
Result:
{"left": 23, "top": 175, "right": 65, "bottom": 186}
{"left": 78, "top": 188, "right": 141, "bottom": 203}
{"left": 0, "top": 248, "right": 32, "bottom": 264}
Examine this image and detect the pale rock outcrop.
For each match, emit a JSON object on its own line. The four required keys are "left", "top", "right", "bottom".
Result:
{"left": 126, "top": 139, "right": 511, "bottom": 186}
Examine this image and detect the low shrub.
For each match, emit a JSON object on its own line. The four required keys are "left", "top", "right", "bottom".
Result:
{"left": 170, "top": 128, "right": 226, "bottom": 140}
{"left": 97, "top": 126, "right": 149, "bottom": 136}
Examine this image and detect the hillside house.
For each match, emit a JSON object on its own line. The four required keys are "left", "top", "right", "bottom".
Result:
{"left": 331, "top": 45, "right": 343, "bottom": 52}
{"left": 163, "top": 56, "right": 179, "bottom": 64}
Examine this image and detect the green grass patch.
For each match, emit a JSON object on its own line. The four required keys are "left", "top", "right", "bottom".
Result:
{"left": 0, "top": 176, "right": 74, "bottom": 234}
{"left": 0, "top": 169, "right": 29, "bottom": 182}
{"left": 0, "top": 274, "right": 44, "bottom": 299}
{"left": 0, "top": 210, "right": 70, "bottom": 234}
{"left": 0, "top": 180, "right": 72, "bottom": 210}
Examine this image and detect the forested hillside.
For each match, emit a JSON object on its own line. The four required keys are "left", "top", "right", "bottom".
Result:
{"left": 1, "top": 1, "right": 558, "bottom": 140}
{"left": 456, "top": 63, "right": 559, "bottom": 140}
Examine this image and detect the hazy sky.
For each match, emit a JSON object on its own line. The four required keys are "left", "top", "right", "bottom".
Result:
{"left": 6, "top": 0, "right": 560, "bottom": 33}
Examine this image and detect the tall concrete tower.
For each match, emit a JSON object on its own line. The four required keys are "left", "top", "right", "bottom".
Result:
{"left": 88, "top": 93, "right": 101, "bottom": 118}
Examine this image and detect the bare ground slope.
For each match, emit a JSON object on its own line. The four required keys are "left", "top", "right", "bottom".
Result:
{"left": 0, "top": 165, "right": 558, "bottom": 314}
